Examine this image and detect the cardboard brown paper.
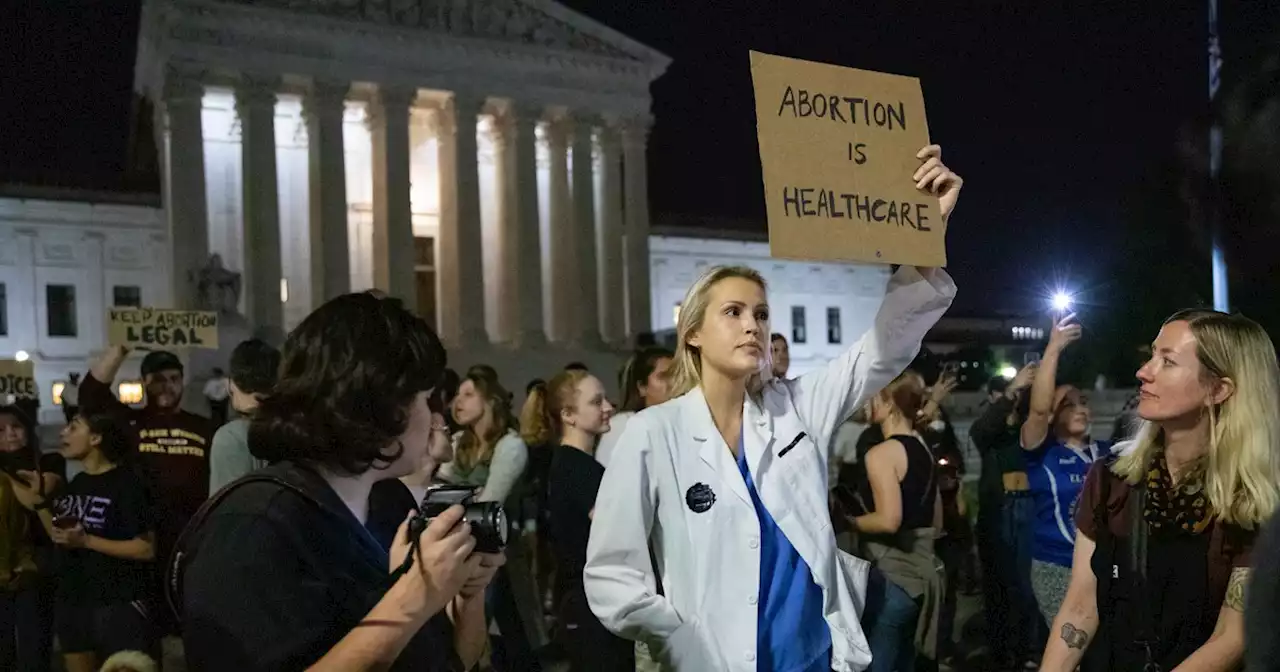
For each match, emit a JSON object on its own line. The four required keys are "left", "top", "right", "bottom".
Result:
{"left": 750, "top": 50, "right": 943, "bottom": 266}
{"left": 108, "top": 308, "right": 220, "bottom": 349}
{"left": 0, "top": 360, "right": 37, "bottom": 399}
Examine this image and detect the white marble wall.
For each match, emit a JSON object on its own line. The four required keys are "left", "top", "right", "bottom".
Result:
{"left": 0, "top": 197, "right": 169, "bottom": 423}
{"left": 648, "top": 235, "right": 891, "bottom": 378}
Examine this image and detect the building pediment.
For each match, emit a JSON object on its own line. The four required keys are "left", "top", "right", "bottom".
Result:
{"left": 211, "top": 0, "right": 660, "bottom": 65}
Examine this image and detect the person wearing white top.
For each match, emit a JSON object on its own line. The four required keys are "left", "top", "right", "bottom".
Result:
{"left": 431, "top": 372, "right": 528, "bottom": 503}
{"left": 597, "top": 347, "right": 673, "bottom": 470}
{"left": 584, "top": 145, "right": 962, "bottom": 672}
{"left": 425, "top": 367, "right": 546, "bottom": 667}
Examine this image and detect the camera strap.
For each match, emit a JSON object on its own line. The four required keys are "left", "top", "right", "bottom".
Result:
{"left": 388, "top": 516, "right": 425, "bottom": 583}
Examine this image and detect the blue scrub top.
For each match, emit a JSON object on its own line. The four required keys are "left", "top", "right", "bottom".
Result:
{"left": 735, "top": 437, "right": 832, "bottom": 671}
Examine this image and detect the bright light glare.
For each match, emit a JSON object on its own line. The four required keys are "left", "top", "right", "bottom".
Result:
{"left": 14, "top": 351, "right": 29, "bottom": 362}
{"left": 999, "top": 365, "right": 1018, "bottom": 379}
{"left": 1051, "top": 292, "right": 1072, "bottom": 311}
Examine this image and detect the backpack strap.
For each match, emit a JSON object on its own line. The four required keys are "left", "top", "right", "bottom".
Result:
{"left": 164, "top": 473, "right": 322, "bottom": 626}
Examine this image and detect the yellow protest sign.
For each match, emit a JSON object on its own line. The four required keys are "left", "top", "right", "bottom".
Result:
{"left": 0, "top": 360, "right": 37, "bottom": 399}
{"left": 750, "top": 51, "right": 942, "bottom": 267}
{"left": 108, "top": 308, "right": 219, "bottom": 349}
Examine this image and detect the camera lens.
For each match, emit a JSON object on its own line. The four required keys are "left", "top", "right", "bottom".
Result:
{"left": 464, "top": 501, "right": 508, "bottom": 554}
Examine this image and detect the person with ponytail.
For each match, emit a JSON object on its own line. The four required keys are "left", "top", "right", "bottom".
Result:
{"left": 584, "top": 145, "right": 961, "bottom": 671}
{"left": 528, "top": 370, "right": 633, "bottom": 672}
{"left": 596, "top": 347, "right": 673, "bottom": 469}
{"left": 841, "top": 370, "right": 944, "bottom": 671}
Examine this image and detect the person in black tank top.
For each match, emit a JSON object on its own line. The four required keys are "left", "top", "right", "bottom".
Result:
{"left": 854, "top": 434, "right": 938, "bottom": 530}
{"left": 833, "top": 370, "right": 943, "bottom": 671}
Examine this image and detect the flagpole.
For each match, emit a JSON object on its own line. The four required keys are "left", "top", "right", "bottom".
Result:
{"left": 1209, "top": 0, "right": 1228, "bottom": 311}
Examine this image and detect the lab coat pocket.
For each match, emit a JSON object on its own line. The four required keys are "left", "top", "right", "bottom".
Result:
{"left": 652, "top": 618, "right": 720, "bottom": 671}
{"left": 836, "top": 549, "right": 871, "bottom": 619}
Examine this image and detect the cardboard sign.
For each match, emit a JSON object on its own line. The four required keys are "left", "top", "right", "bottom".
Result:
{"left": 0, "top": 360, "right": 37, "bottom": 400}
{"left": 108, "top": 309, "right": 219, "bottom": 349}
{"left": 750, "top": 51, "right": 942, "bottom": 266}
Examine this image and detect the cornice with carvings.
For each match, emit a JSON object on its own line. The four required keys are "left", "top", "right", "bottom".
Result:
{"left": 157, "top": 2, "right": 663, "bottom": 97}
{"left": 212, "top": 0, "right": 638, "bottom": 60}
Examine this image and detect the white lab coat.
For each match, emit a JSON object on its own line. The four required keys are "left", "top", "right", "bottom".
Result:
{"left": 584, "top": 266, "right": 955, "bottom": 672}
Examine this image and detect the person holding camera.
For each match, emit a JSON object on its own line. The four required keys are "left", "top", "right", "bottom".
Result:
{"left": 179, "top": 292, "right": 504, "bottom": 671}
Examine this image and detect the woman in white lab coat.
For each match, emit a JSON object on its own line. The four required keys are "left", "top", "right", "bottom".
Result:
{"left": 584, "top": 146, "right": 962, "bottom": 672}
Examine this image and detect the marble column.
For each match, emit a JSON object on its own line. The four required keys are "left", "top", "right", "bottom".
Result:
{"left": 304, "top": 80, "right": 350, "bottom": 304}
{"left": 510, "top": 105, "right": 547, "bottom": 348}
{"left": 369, "top": 85, "right": 416, "bottom": 306}
{"left": 161, "top": 71, "right": 210, "bottom": 310}
{"left": 491, "top": 109, "right": 518, "bottom": 344}
{"left": 545, "top": 116, "right": 576, "bottom": 344}
{"left": 596, "top": 122, "right": 626, "bottom": 345}
{"left": 236, "top": 77, "right": 284, "bottom": 343}
{"left": 571, "top": 116, "right": 603, "bottom": 349}
{"left": 623, "top": 118, "right": 654, "bottom": 341}
{"left": 437, "top": 94, "right": 489, "bottom": 348}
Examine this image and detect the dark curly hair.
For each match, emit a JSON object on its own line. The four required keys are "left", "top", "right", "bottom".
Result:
{"left": 248, "top": 292, "right": 447, "bottom": 475}
{"left": 77, "top": 412, "right": 133, "bottom": 465}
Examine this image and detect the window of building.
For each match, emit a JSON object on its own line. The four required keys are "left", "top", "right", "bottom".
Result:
{"left": 413, "top": 237, "right": 437, "bottom": 329}
{"left": 46, "top": 285, "right": 77, "bottom": 337}
{"left": 826, "top": 307, "right": 841, "bottom": 344}
{"left": 0, "top": 283, "right": 7, "bottom": 336}
{"left": 791, "top": 306, "right": 807, "bottom": 344}
{"left": 112, "top": 285, "right": 142, "bottom": 308}
{"left": 117, "top": 381, "right": 144, "bottom": 405}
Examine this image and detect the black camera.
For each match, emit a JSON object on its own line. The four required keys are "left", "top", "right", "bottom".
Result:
{"left": 414, "top": 485, "right": 508, "bottom": 554}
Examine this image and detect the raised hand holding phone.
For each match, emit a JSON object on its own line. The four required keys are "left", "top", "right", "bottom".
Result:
{"left": 1046, "top": 313, "right": 1082, "bottom": 356}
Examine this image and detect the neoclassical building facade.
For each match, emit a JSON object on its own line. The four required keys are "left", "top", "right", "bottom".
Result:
{"left": 135, "top": 0, "right": 670, "bottom": 348}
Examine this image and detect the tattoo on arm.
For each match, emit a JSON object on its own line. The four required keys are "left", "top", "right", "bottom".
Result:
{"left": 1225, "top": 567, "right": 1249, "bottom": 612}
{"left": 1061, "top": 623, "right": 1089, "bottom": 650}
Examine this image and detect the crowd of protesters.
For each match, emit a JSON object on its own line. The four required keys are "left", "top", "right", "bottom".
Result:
{"left": 3, "top": 140, "right": 1280, "bottom": 672}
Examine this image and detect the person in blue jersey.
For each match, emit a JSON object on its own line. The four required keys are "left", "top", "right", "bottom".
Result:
{"left": 584, "top": 145, "right": 961, "bottom": 672}
{"left": 1020, "top": 314, "right": 1111, "bottom": 623}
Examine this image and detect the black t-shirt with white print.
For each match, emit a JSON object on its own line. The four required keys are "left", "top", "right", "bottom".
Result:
{"left": 53, "top": 465, "right": 155, "bottom": 606}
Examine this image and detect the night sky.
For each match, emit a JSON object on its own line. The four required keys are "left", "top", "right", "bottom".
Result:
{"left": 3, "top": 1, "right": 1278, "bottom": 314}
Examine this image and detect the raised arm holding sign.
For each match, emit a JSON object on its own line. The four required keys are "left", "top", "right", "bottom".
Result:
{"left": 750, "top": 51, "right": 961, "bottom": 267}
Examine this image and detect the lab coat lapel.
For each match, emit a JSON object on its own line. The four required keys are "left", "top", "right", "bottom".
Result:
{"left": 743, "top": 397, "right": 776, "bottom": 479}
{"left": 685, "top": 388, "right": 753, "bottom": 509}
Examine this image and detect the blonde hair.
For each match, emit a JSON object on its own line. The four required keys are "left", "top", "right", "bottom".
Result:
{"left": 666, "top": 265, "right": 768, "bottom": 400}
{"left": 453, "top": 367, "right": 515, "bottom": 472}
{"left": 519, "top": 370, "right": 590, "bottom": 447}
{"left": 1113, "top": 309, "right": 1280, "bottom": 528}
